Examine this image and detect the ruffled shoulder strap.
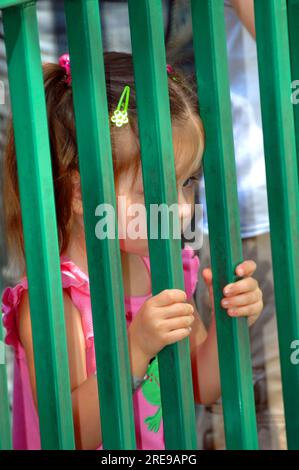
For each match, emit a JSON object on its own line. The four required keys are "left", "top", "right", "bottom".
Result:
{"left": 59, "top": 257, "right": 94, "bottom": 349}
{"left": 59, "top": 255, "right": 90, "bottom": 293}
{"left": 59, "top": 258, "right": 96, "bottom": 373}
{"left": 1, "top": 256, "right": 92, "bottom": 351}
{"left": 1, "top": 278, "right": 28, "bottom": 349}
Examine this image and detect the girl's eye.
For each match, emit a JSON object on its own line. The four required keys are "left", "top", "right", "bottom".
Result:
{"left": 182, "top": 175, "right": 199, "bottom": 188}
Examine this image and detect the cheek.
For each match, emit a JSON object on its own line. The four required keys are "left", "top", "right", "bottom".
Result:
{"left": 179, "top": 187, "right": 195, "bottom": 208}
{"left": 116, "top": 192, "right": 147, "bottom": 238}
{"left": 116, "top": 194, "right": 130, "bottom": 238}
{"left": 179, "top": 191, "right": 195, "bottom": 230}
{"left": 119, "top": 237, "right": 149, "bottom": 256}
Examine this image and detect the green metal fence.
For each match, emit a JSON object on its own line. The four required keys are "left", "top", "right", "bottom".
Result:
{"left": 0, "top": 0, "right": 298, "bottom": 450}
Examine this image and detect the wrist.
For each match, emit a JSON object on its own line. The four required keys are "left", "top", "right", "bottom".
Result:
{"left": 94, "top": 368, "right": 147, "bottom": 393}
{"left": 128, "top": 329, "right": 152, "bottom": 378}
{"left": 128, "top": 325, "right": 152, "bottom": 360}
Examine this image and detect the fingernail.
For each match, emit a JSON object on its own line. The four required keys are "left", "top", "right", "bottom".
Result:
{"left": 229, "top": 310, "right": 237, "bottom": 316}
{"left": 222, "top": 300, "right": 229, "bottom": 307}
{"left": 237, "top": 268, "right": 244, "bottom": 276}
{"left": 224, "top": 287, "right": 230, "bottom": 295}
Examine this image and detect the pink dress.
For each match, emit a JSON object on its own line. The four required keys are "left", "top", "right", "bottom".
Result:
{"left": 1, "top": 247, "right": 200, "bottom": 450}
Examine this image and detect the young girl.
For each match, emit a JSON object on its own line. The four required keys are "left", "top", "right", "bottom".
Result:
{"left": 1, "top": 52, "right": 263, "bottom": 450}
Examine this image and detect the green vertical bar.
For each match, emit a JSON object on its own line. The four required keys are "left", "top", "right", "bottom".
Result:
{"left": 0, "top": 322, "right": 12, "bottom": 450}
{"left": 64, "top": 0, "right": 136, "bottom": 449}
{"left": 128, "top": 0, "right": 197, "bottom": 450}
{"left": 254, "top": 0, "right": 299, "bottom": 450}
{"left": 0, "top": 0, "right": 28, "bottom": 8}
{"left": 2, "top": 2, "right": 75, "bottom": 449}
{"left": 287, "top": 0, "right": 299, "bottom": 175}
{"left": 191, "top": 0, "right": 258, "bottom": 450}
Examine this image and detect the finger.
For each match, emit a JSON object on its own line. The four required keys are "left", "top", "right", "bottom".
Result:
{"left": 159, "top": 302, "right": 194, "bottom": 319}
{"left": 202, "top": 268, "right": 213, "bottom": 286}
{"left": 164, "top": 327, "right": 192, "bottom": 345}
{"left": 221, "top": 289, "right": 262, "bottom": 309}
{"left": 227, "top": 300, "right": 263, "bottom": 318}
{"left": 151, "top": 289, "right": 187, "bottom": 307}
{"left": 202, "top": 268, "right": 214, "bottom": 294}
{"left": 163, "top": 315, "right": 195, "bottom": 332}
{"left": 235, "top": 260, "right": 257, "bottom": 278}
{"left": 223, "top": 277, "right": 258, "bottom": 297}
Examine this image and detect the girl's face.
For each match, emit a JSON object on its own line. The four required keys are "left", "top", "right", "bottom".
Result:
{"left": 117, "top": 115, "right": 204, "bottom": 257}
{"left": 71, "top": 114, "right": 204, "bottom": 257}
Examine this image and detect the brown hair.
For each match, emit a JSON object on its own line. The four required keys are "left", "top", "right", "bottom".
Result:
{"left": 3, "top": 51, "right": 204, "bottom": 274}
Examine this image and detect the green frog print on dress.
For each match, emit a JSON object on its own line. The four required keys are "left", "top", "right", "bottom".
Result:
{"left": 141, "top": 357, "right": 162, "bottom": 432}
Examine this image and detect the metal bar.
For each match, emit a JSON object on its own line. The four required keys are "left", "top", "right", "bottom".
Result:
{"left": 2, "top": 2, "right": 75, "bottom": 449}
{"left": 191, "top": 0, "right": 258, "bottom": 450}
{"left": 64, "top": 0, "right": 136, "bottom": 450}
{"left": 0, "top": 0, "right": 30, "bottom": 9}
{"left": 287, "top": 0, "right": 299, "bottom": 177}
{"left": 254, "top": 0, "right": 299, "bottom": 450}
{"left": 127, "top": 0, "right": 197, "bottom": 450}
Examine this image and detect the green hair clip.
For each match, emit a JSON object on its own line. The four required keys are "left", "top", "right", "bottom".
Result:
{"left": 111, "top": 85, "right": 131, "bottom": 127}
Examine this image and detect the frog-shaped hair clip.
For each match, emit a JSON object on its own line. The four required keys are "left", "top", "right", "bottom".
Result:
{"left": 111, "top": 85, "right": 131, "bottom": 127}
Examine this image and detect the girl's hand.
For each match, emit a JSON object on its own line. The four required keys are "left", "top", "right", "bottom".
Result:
{"left": 202, "top": 260, "right": 263, "bottom": 326}
{"left": 128, "top": 289, "right": 195, "bottom": 361}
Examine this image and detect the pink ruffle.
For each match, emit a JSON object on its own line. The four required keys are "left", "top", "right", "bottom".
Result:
{"left": 59, "top": 257, "right": 90, "bottom": 294}
{"left": 59, "top": 258, "right": 94, "bottom": 350}
{"left": 1, "top": 258, "right": 91, "bottom": 351}
{"left": 2, "top": 279, "right": 28, "bottom": 349}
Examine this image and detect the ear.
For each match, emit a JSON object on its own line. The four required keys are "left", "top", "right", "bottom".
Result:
{"left": 71, "top": 170, "right": 83, "bottom": 216}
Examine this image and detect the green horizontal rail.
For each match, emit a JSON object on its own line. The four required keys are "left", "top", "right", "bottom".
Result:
{"left": 0, "top": 321, "right": 12, "bottom": 450}
{"left": 2, "top": 2, "right": 75, "bottom": 449}
{"left": 128, "top": 0, "right": 197, "bottom": 450}
{"left": 191, "top": 0, "right": 258, "bottom": 450}
{"left": 254, "top": 0, "right": 299, "bottom": 450}
{"left": 64, "top": 0, "right": 136, "bottom": 450}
